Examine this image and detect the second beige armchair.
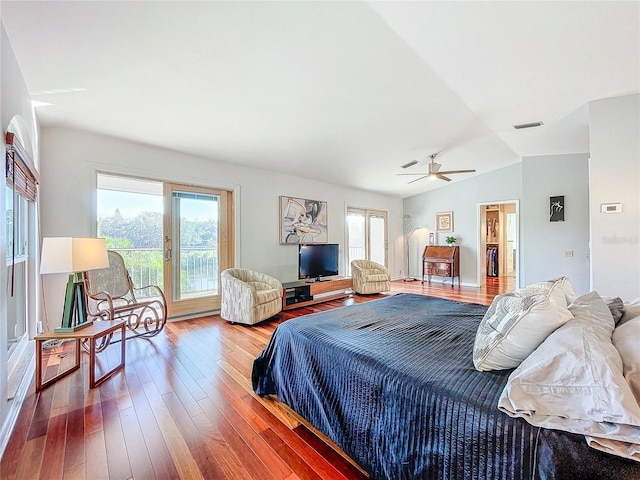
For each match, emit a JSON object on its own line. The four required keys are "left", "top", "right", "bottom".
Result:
{"left": 221, "top": 268, "right": 283, "bottom": 325}
{"left": 351, "top": 259, "right": 391, "bottom": 295}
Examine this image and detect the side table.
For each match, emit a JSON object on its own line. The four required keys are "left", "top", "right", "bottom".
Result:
{"left": 35, "top": 320, "right": 126, "bottom": 391}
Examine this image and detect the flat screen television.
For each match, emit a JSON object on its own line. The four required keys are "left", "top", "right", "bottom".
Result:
{"left": 298, "top": 243, "right": 339, "bottom": 281}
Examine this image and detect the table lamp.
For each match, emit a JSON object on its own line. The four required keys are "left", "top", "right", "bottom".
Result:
{"left": 40, "top": 237, "right": 110, "bottom": 332}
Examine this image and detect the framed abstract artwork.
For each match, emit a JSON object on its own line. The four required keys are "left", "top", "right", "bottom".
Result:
{"left": 550, "top": 196, "right": 565, "bottom": 222}
{"left": 436, "top": 211, "right": 453, "bottom": 233}
{"left": 279, "top": 196, "right": 328, "bottom": 244}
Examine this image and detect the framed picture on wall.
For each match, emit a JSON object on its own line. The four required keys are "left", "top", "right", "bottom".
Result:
{"left": 279, "top": 196, "right": 328, "bottom": 244}
{"left": 550, "top": 195, "right": 565, "bottom": 222}
{"left": 436, "top": 211, "right": 453, "bottom": 232}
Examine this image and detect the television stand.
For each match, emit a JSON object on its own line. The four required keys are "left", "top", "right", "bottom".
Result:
{"left": 282, "top": 277, "right": 353, "bottom": 311}
{"left": 305, "top": 277, "right": 330, "bottom": 283}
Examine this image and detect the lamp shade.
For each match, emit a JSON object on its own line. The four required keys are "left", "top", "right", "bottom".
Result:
{"left": 40, "top": 237, "right": 109, "bottom": 274}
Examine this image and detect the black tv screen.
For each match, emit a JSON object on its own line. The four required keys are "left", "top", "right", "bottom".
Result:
{"left": 298, "top": 243, "right": 339, "bottom": 281}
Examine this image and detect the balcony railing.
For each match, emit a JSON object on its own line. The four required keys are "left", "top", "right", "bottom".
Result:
{"left": 110, "top": 247, "right": 219, "bottom": 298}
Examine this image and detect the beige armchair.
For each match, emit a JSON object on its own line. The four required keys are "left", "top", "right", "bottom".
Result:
{"left": 221, "top": 268, "right": 283, "bottom": 325}
{"left": 351, "top": 259, "right": 391, "bottom": 295}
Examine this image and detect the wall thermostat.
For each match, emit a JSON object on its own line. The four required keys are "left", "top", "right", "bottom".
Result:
{"left": 600, "top": 203, "right": 622, "bottom": 213}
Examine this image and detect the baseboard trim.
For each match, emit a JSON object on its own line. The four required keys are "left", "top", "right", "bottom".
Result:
{"left": 0, "top": 353, "right": 35, "bottom": 459}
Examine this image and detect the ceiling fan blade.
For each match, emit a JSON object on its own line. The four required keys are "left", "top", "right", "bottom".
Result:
{"left": 435, "top": 174, "right": 452, "bottom": 182}
{"left": 408, "top": 175, "right": 429, "bottom": 184}
{"left": 398, "top": 151, "right": 473, "bottom": 183}
{"left": 437, "top": 169, "right": 476, "bottom": 175}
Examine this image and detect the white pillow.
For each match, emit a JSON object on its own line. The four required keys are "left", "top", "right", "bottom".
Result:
{"left": 559, "top": 277, "right": 578, "bottom": 304}
{"left": 499, "top": 291, "right": 640, "bottom": 461}
{"left": 473, "top": 277, "right": 574, "bottom": 371}
{"left": 613, "top": 316, "right": 640, "bottom": 404}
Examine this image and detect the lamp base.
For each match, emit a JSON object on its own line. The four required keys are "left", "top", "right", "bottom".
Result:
{"left": 54, "top": 320, "right": 94, "bottom": 333}
{"left": 58, "top": 274, "right": 91, "bottom": 332}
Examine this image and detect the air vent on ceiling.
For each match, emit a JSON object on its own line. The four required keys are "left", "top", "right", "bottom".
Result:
{"left": 401, "top": 160, "right": 418, "bottom": 169}
{"left": 513, "top": 121, "right": 544, "bottom": 130}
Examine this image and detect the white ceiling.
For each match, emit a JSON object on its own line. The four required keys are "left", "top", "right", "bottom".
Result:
{"left": 2, "top": 1, "right": 639, "bottom": 198}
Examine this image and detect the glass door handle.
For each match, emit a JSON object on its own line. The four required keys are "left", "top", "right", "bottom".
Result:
{"left": 165, "top": 248, "right": 171, "bottom": 261}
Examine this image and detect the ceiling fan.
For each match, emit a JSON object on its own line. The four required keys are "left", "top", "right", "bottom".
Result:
{"left": 398, "top": 153, "right": 476, "bottom": 183}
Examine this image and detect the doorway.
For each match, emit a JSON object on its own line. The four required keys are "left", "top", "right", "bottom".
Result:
{"left": 163, "top": 182, "right": 232, "bottom": 318}
{"left": 478, "top": 201, "right": 519, "bottom": 291}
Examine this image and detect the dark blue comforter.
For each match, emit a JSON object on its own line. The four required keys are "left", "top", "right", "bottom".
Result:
{"left": 252, "top": 294, "right": 640, "bottom": 480}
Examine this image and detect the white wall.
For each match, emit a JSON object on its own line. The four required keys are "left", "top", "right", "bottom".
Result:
{"left": 404, "top": 94, "right": 640, "bottom": 299}
{"left": 589, "top": 94, "right": 640, "bottom": 300}
{"left": 38, "top": 126, "right": 404, "bottom": 322}
{"left": 0, "top": 21, "right": 39, "bottom": 457}
{"left": 521, "top": 153, "right": 590, "bottom": 294}
{"left": 403, "top": 163, "right": 522, "bottom": 285}
{"left": 403, "top": 154, "right": 592, "bottom": 290}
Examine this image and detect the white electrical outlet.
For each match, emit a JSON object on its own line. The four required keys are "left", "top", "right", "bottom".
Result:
{"left": 564, "top": 250, "right": 574, "bottom": 257}
{"left": 600, "top": 203, "right": 622, "bottom": 213}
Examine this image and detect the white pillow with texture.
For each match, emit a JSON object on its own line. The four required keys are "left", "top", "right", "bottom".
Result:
{"left": 473, "top": 277, "right": 574, "bottom": 371}
{"left": 613, "top": 316, "right": 640, "bottom": 404}
{"left": 560, "top": 277, "right": 578, "bottom": 304}
{"left": 499, "top": 291, "right": 640, "bottom": 462}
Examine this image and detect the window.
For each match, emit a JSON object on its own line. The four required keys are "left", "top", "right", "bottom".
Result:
{"left": 346, "top": 208, "right": 387, "bottom": 275}
{"left": 4, "top": 129, "right": 39, "bottom": 396}
{"left": 97, "top": 174, "right": 164, "bottom": 292}
{"left": 5, "top": 186, "right": 28, "bottom": 358}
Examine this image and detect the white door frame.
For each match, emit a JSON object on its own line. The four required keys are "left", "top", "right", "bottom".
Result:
{"left": 476, "top": 200, "right": 520, "bottom": 289}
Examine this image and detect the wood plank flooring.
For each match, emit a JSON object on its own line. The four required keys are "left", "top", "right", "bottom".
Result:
{"left": 1, "top": 278, "right": 512, "bottom": 479}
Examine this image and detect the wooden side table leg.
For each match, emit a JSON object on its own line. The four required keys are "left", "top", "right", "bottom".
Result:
{"left": 35, "top": 338, "right": 44, "bottom": 392}
{"left": 89, "top": 334, "right": 97, "bottom": 389}
{"left": 36, "top": 338, "right": 81, "bottom": 392}
{"left": 90, "top": 322, "right": 126, "bottom": 388}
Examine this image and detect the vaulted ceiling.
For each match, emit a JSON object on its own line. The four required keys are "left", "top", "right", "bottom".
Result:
{"left": 2, "top": 1, "right": 638, "bottom": 197}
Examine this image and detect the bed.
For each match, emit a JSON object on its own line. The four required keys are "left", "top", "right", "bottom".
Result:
{"left": 252, "top": 293, "right": 640, "bottom": 479}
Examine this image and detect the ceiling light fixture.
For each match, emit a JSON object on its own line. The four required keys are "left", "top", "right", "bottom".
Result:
{"left": 32, "top": 100, "right": 53, "bottom": 108}
{"left": 30, "top": 87, "right": 87, "bottom": 96}
{"left": 513, "top": 121, "right": 544, "bottom": 130}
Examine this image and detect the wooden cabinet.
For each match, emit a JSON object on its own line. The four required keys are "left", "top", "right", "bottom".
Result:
{"left": 282, "top": 277, "right": 353, "bottom": 310}
{"left": 422, "top": 246, "right": 460, "bottom": 287}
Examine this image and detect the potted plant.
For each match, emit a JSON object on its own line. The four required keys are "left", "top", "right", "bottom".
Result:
{"left": 445, "top": 236, "right": 457, "bottom": 245}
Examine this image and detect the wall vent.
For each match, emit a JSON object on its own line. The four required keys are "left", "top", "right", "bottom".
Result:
{"left": 401, "top": 160, "right": 418, "bottom": 168}
{"left": 513, "top": 121, "right": 544, "bottom": 130}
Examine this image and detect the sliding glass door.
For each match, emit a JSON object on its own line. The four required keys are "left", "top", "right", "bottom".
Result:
{"left": 97, "top": 174, "right": 233, "bottom": 319}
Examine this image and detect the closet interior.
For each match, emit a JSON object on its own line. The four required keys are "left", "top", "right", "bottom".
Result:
{"left": 481, "top": 203, "right": 516, "bottom": 282}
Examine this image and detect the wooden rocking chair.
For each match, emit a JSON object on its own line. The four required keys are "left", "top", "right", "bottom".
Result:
{"left": 83, "top": 250, "right": 167, "bottom": 344}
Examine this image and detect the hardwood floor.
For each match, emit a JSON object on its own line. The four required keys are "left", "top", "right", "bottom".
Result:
{"left": 1, "top": 278, "right": 512, "bottom": 479}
